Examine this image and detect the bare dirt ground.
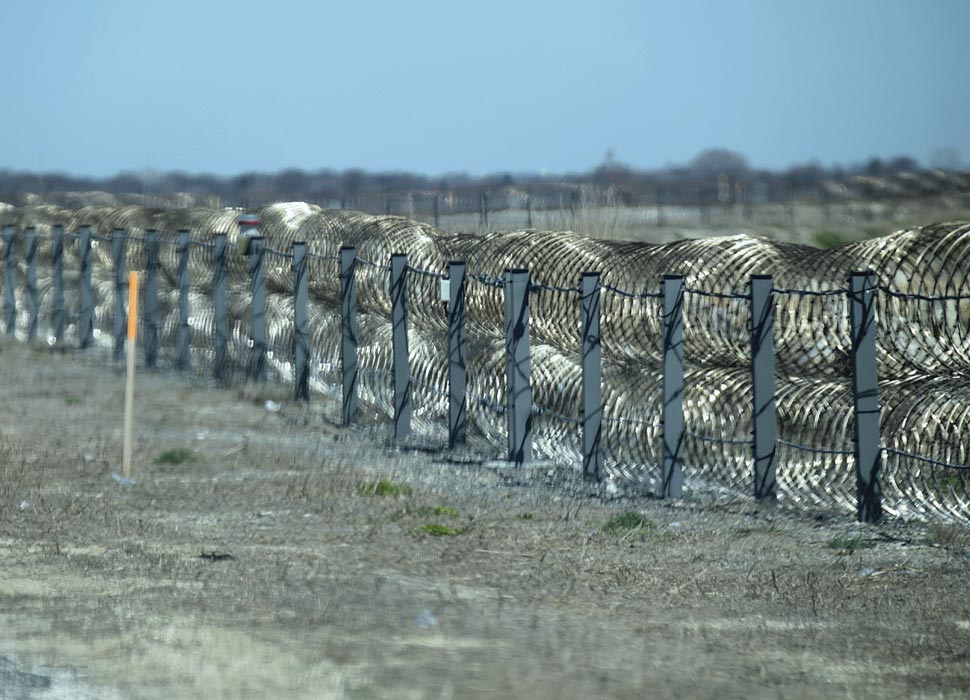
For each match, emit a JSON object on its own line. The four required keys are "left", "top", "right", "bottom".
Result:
{"left": 0, "top": 338, "right": 968, "bottom": 699}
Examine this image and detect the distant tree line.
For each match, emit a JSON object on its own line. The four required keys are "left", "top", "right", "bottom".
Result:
{"left": 0, "top": 148, "right": 965, "bottom": 210}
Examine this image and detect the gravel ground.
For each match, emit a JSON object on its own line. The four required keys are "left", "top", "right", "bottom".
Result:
{"left": 0, "top": 338, "right": 968, "bottom": 699}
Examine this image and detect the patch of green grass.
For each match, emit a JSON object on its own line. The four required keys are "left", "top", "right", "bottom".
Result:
{"left": 415, "top": 505, "right": 459, "bottom": 518}
{"left": 153, "top": 448, "right": 198, "bottom": 465}
{"left": 63, "top": 394, "right": 83, "bottom": 406}
{"left": 417, "top": 523, "right": 463, "bottom": 537}
{"left": 603, "top": 510, "right": 653, "bottom": 535}
{"left": 827, "top": 536, "right": 875, "bottom": 553}
{"left": 520, "top": 512, "right": 534, "bottom": 520}
{"left": 359, "top": 478, "right": 413, "bottom": 498}
{"left": 812, "top": 230, "right": 849, "bottom": 249}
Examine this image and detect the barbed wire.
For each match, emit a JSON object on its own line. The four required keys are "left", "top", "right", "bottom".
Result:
{"left": 776, "top": 436, "right": 853, "bottom": 456}
{"left": 469, "top": 273, "right": 505, "bottom": 289}
{"left": 306, "top": 252, "right": 340, "bottom": 263}
{"left": 683, "top": 287, "right": 750, "bottom": 301}
{"left": 602, "top": 414, "right": 664, "bottom": 430}
{"left": 772, "top": 287, "right": 847, "bottom": 297}
{"left": 530, "top": 403, "right": 582, "bottom": 425}
{"left": 357, "top": 256, "right": 392, "bottom": 272}
{"left": 685, "top": 427, "right": 751, "bottom": 446}
{"left": 260, "top": 246, "right": 293, "bottom": 260}
{"left": 600, "top": 283, "right": 663, "bottom": 300}
{"left": 530, "top": 280, "right": 582, "bottom": 295}
{"left": 877, "top": 286, "right": 970, "bottom": 302}
{"left": 189, "top": 240, "right": 215, "bottom": 250}
{"left": 883, "top": 447, "right": 970, "bottom": 471}
{"left": 406, "top": 263, "right": 447, "bottom": 280}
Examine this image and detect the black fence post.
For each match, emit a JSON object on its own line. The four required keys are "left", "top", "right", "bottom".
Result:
{"left": 433, "top": 193, "right": 440, "bottom": 228}
{"left": 582, "top": 272, "right": 603, "bottom": 481}
{"left": 849, "top": 270, "right": 882, "bottom": 523}
{"left": 176, "top": 230, "right": 191, "bottom": 370}
{"left": 51, "top": 224, "right": 65, "bottom": 344}
{"left": 505, "top": 269, "right": 532, "bottom": 465}
{"left": 390, "top": 253, "right": 410, "bottom": 438}
{"left": 292, "top": 241, "right": 310, "bottom": 402}
{"left": 525, "top": 193, "right": 533, "bottom": 229}
{"left": 661, "top": 274, "right": 685, "bottom": 498}
{"left": 750, "top": 275, "right": 777, "bottom": 499}
{"left": 24, "top": 227, "right": 38, "bottom": 342}
{"left": 112, "top": 228, "right": 127, "bottom": 361}
{"left": 212, "top": 234, "right": 229, "bottom": 382}
{"left": 447, "top": 261, "right": 467, "bottom": 448}
{"left": 479, "top": 191, "right": 488, "bottom": 230}
{"left": 78, "top": 226, "right": 94, "bottom": 349}
{"left": 340, "top": 246, "right": 358, "bottom": 426}
{"left": 144, "top": 230, "right": 159, "bottom": 368}
{"left": 249, "top": 237, "right": 267, "bottom": 382}
{"left": 2, "top": 225, "right": 16, "bottom": 336}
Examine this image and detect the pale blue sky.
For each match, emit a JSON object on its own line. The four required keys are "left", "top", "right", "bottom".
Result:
{"left": 2, "top": 0, "right": 967, "bottom": 176}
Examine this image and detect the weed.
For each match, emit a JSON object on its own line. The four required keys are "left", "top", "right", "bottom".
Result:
{"left": 63, "top": 394, "right": 83, "bottom": 406}
{"left": 415, "top": 505, "right": 459, "bottom": 518}
{"left": 154, "top": 448, "right": 198, "bottom": 465}
{"left": 359, "top": 478, "right": 413, "bottom": 498}
{"left": 418, "top": 523, "right": 463, "bottom": 537}
{"left": 827, "top": 536, "right": 875, "bottom": 553}
{"left": 603, "top": 510, "right": 653, "bottom": 535}
{"left": 520, "top": 512, "right": 534, "bottom": 520}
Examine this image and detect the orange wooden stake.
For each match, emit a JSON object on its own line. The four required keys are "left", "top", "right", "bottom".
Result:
{"left": 122, "top": 272, "right": 139, "bottom": 479}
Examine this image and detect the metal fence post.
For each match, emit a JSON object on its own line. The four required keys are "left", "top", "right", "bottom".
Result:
{"left": 2, "top": 225, "right": 16, "bottom": 336}
{"left": 144, "top": 230, "right": 159, "bottom": 368}
{"left": 340, "top": 246, "right": 358, "bottom": 426}
{"left": 249, "top": 237, "right": 267, "bottom": 382}
{"left": 849, "top": 270, "right": 882, "bottom": 523}
{"left": 390, "top": 253, "right": 410, "bottom": 438}
{"left": 750, "top": 275, "right": 777, "bottom": 500}
{"left": 176, "top": 230, "right": 191, "bottom": 370}
{"left": 448, "top": 261, "right": 467, "bottom": 448}
{"left": 582, "top": 272, "right": 603, "bottom": 481}
{"left": 293, "top": 241, "right": 310, "bottom": 402}
{"left": 51, "top": 225, "right": 65, "bottom": 344}
{"left": 212, "top": 234, "right": 229, "bottom": 382}
{"left": 505, "top": 269, "right": 532, "bottom": 465}
{"left": 661, "top": 274, "right": 685, "bottom": 498}
{"left": 433, "top": 193, "right": 440, "bottom": 228}
{"left": 24, "top": 228, "right": 38, "bottom": 342}
{"left": 78, "top": 226, "right": 94, "bottom": 349}
{"left": 112, "top": 228, "right": 127, "bottom": 361}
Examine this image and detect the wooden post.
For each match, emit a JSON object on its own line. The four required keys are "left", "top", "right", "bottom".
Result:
{"left": 123, "top": 271, "right": 140, "bottom": 479}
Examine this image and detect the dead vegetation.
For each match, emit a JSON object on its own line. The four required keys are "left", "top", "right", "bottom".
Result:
{"left": 0, "top": 339, "right": 968, "bottom": 699}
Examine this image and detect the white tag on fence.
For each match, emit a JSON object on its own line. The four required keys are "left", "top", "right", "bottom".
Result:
{"left": 439, "top": 278, "right": 450, "bottom": 303}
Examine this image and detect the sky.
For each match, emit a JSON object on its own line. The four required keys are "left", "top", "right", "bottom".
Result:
{"left": 2, "top": 0, "right": 968, "bottom": 177}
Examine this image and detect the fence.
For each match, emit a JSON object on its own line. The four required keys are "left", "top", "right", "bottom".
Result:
{"left": 0, "top": 207, "right": 968, "bottom": 524}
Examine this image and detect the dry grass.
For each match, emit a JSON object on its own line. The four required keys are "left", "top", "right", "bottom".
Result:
{"left": 0, "top": 339, "right": 968, "bottom": 698}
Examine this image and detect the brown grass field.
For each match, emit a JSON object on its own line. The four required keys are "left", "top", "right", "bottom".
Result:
{"left": 0, "top": 338, "right": 968, "bottom": 698}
